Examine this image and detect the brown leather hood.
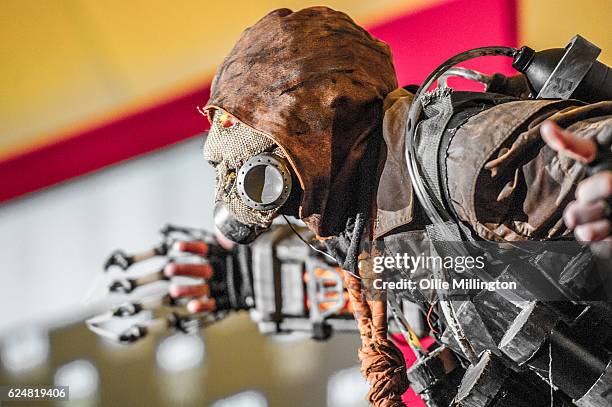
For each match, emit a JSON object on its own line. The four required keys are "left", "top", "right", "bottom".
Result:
{"left": 205, "top": 7, "right": 397, "bottom": 237}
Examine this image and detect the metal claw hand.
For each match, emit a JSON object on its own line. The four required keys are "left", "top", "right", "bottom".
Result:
{"left": 87, "top": 224, "right": 238, "bottom": 344}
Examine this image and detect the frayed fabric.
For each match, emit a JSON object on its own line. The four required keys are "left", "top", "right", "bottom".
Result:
{"left": 205, "top": 6, "right": 397, "bottom": 237}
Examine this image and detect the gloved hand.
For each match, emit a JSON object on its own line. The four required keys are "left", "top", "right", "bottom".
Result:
{"left": 166, "top": 231, "right": 235, "bottom": 313}
{"left": 541, "top": 120, "right": 611, "bottom": 257}
{"left": 87, "top": 225, "right": 249, "bottom": 343}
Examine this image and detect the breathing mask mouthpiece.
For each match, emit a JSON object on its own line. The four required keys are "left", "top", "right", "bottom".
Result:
{"left": 213, "top": 201, "right": 265, "bottom": 244}
{"left": 214, "top": 152, "right": 293, "bottom": 244}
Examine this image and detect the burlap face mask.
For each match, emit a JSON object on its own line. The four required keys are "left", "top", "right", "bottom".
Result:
{"left": 203, "top": 109, "right": 285, "bottom": 227}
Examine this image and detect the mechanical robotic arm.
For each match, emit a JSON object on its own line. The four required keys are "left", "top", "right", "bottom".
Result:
{"left": 86, "top": 223, "right": 359, "bottom": 344}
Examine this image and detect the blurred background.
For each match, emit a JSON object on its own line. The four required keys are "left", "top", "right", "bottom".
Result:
{"left": 0, "top": 0, "right": 610, "bottom": 406}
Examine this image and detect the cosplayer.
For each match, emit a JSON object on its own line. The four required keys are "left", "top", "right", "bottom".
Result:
{"left": 89, "top": 7, "right": 612, "bottom": 407}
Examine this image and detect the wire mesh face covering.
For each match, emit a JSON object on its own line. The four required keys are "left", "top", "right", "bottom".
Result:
{"left": 203, "top": 109, "right": 285, "bottom": 227}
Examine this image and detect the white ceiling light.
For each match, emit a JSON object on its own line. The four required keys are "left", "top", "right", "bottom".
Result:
{"left": 155, "top": 333, "right": 205, "bottom": 373}
{"left": 211, "top": 390, "right": 268, "bottom": 407}
{"left": 327, "top": 366, "right": 369, "bottom": 407}
{"left": 54, "top": 359, "right": 99, "bottom": 400}
{"left": 0, "top": 328, "right": 49, "bottom": 374}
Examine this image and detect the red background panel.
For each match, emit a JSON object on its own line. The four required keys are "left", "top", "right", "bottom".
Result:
{"left": 371, "top": 0, "right": 517, "bottom": 87}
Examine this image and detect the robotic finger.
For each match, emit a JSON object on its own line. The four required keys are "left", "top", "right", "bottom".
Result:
{"left": 104, "top": 223, "right": 219, "bottom": 272}
{"left": 87, "top": 310, "right": 225, "bottom": 344}
{"left": 109, "top": 294, "right": 178, "bottom": 317}
{"left": 86, "top": 291, "right": 224, "bottom": 344}
{"left": 108, "top": 268, "right": 169, "bottom": 294}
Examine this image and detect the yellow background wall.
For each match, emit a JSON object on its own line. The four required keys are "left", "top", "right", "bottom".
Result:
{"left": 0, "top": 0, "right": 438, "bottom": 160}
{"left": 519, "top": 0, "right": 612, "bottom": 64}
{"left": 1, "top": 0, "right": 610, "bottom": 160}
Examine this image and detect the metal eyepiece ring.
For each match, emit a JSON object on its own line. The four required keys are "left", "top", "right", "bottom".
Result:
{"left": 236, "top": 153, "right": 292, "bottom": 211}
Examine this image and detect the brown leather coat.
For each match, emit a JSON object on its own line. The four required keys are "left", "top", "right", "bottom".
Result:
{"left": 375, "top": 91, "right": 612, "bottom": 243}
